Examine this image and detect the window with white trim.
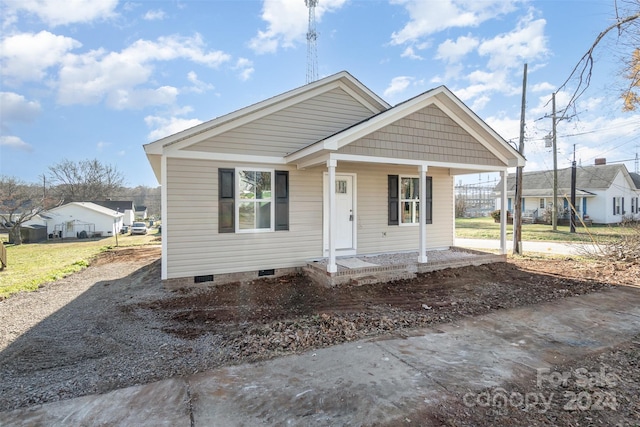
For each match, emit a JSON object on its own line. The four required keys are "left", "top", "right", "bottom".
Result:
{"left": 400, "top": 177, "right": 420, "bottom": 224}
{"left": 539, "top": 198, "right": 545, "bottom": 209}
{"left": 237, "top": 169, "right": 274, "bottom": 232}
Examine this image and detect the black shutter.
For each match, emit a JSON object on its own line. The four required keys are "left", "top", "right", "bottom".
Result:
{"left": 622, "top": 197, "right": 625, "bottom": 215}
{"left": 274, "top": 170, "right": 289, "bottom": 231}
{"left": 218, "top": 168, "right": 234, "bottom": 233}
{"left": 388, "top": 175, "right": 399, "bottom": 225}
{"left": 613, "top": 197, "right": 616, "bottom": 215}
{"left": 425, "top": 176, "right": 433, "bottom": 224}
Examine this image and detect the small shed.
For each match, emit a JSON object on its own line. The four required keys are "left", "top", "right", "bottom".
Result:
{"left": 8, "top": 224, "right": 48, "bottom": 244}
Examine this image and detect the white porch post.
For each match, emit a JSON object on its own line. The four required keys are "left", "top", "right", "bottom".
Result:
{"left": 327, "top": 159, "right": 338, "bottom": 273}
{"left": 500, "top": 169, "right": 508, "bottom": 255}
{"left": 161, "top": 154, "right": 168, "bottom": 280}
{"left": 419, "top": 164, "right": 428, "bottom": 263}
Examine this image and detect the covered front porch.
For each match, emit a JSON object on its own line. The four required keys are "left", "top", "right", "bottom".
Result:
{"left": 304, "top": 247, "right": 506, "bottom": 287}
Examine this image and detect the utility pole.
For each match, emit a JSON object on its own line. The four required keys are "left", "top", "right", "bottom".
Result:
{"left": 570, "top": 144, "right": 576, "bottom": 233}
{"left": 552, "top": 92, "right": 558, "bottom": 231}
{"left": 513, "top": 64, "right": 527, "bottom": 255}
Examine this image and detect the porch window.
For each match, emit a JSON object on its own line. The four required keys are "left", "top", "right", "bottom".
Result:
{"left": 218, "top": 168, "right": 289, "bottom": 233}
{"left": 400, "top": 177, "right": 419, "bottom": 224}
{"left": 388, "top": 175, "right": 432, "bottom": 225}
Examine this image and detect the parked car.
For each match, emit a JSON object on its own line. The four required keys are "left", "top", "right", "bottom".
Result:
{"left": 120, "top": 225, "right": 129, "bottom": 234}
{"left": 130, "top": 222, "right": 147, "bottom": 235}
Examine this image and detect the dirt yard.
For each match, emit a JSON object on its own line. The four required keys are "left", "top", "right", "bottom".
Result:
{"left": 1, "top": 245, "right": 638, "bottom": 425}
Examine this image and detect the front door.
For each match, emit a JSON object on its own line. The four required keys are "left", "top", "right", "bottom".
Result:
{"left": 324, "top": 174, "right": 356, "bottom": 254}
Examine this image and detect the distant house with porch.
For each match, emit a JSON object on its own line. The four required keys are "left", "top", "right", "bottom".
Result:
{"left": 496, "top": 162, "right": 640, "bottom": 224}
{"left": 144, "top": 71, "right": 524, "bottom": 287}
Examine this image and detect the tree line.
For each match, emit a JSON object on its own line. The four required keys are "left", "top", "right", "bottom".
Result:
{"left": 1, "top": 158, "right": 160, "bottom": 245}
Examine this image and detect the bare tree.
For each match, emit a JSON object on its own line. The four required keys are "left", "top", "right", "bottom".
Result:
{"left": 556, "top": 1, "right": 640, "bottom": 115}
{"left": 48, "top": 159, "right": 125, "bottom": 202}
{"left": 0, "top": 176, "right": 59, "bottom": 245}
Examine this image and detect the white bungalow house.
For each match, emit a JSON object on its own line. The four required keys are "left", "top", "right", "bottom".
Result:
{"left": 25, "top": 202, "right": 124, "bottom": 238}
{"left": 144, "top": 71, "right": 525, "bottom": 287}
{"left": 496, "top": 162, "right": 640, "bottom": 224}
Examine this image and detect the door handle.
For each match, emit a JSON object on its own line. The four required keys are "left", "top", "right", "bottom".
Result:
{"left": 349, "top": 214, "right": 353, "bottom": 221}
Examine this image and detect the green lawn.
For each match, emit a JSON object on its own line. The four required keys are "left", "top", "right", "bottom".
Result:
{"left": 0, "top": 228, "right": 160, "bottom": 299}
{"left": 455, "top": 216, "right": 632, "bottom": 242}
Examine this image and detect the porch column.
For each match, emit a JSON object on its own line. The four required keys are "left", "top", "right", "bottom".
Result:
{"left": 327, "top": 159, "right": 338, "bottom": 273}
{"left": 500, "top": 170, "right": 508, "bottom": 255}
{"left": 419, "top": 164, "right": 428, "bottom": 263}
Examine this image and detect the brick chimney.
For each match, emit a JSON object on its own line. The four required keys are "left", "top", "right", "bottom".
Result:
{"left": 594, "top": 158, "right": 606, "bottom": 165}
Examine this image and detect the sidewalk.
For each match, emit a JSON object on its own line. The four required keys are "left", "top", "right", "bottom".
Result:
{"left": 2, "top": 286, "right": 639, "bottom": 426}
{"left": 455, "top": 237, "right": 594, "bottom": 256}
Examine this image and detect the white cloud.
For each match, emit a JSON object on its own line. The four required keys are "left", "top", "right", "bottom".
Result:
{"left": 96, "top": 141, "right": 110, "bottom": 151}
{"left": 531, "top": 82, "right": 555, "bottom": 93}
{"left": 390, "top": 0, "right": 519, "bottom": 45}
{"left": 249, "top": 0, "right": 347, "bottom": 54}
{"left": 234, "top": 58, "right": 254, "bottom": 81}
{"left": 0, "top": 31, "right": 81, "bottom": 84}
{"left": 478, "top": 15, "right": 548, "bottom": 70}
{"left": 0, "top": 135, "right": 32, "bottom": 151}
{"left": 143, "top": 9, "right": 166, "bottom": 21}
{"left": 144, "top": 115, "right": 203, "bottom": 141}
{"left": 400, "top": 46, "right": 423, "bottom": 60}
{"left": 0, "top": 92, "right": 41, "bottom": 124}
{"left": 435, "top": 35, "right": 479, "bottom": 63}
{"left": 383, "top": 76, "right": 414, "bottom": 98}
{"left": 185, "top": 71, "right": 215, "bottom": 93}
{"left": 3, "top": 0, "right": 118, "bottom": 27}
{"left": 107, "top": 86, "right": 179, "bottom": 110}
{"left": 56, "top": 34, "right": 231, "bottom": 108}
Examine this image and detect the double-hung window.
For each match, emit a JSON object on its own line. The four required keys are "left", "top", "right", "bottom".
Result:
{"left": 388, "top": 175, "right": 432, "bottom": 225}
{"left": 400, "top": 177, "right": 420, "bottom": 224}
{"left": 218, "top": 168, "right": 289, "bottom": 234}
{"left": 237, "top": 169, "right": 273, "bottom": 232}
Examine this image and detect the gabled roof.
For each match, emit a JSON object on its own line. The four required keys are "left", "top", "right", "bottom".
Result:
{"left": 92, "top": 200, "right": 134, "bottom": 212}
{"left": 630, "top": 172, "right": 640, "bottom": 189}
{"left": 285, "top": 85, "right": 524, "bottom": 168}
{"left": 498, "top": 164, "right": 638, "bottom": 195}
{"left": 143, "top": 71, "right": 525, "bottom": 182}
{"left": 49, "top": 202, "right": 124, "bottom": 218}
{"left": 144, "top": 71, "right": 389, "bottom": 155}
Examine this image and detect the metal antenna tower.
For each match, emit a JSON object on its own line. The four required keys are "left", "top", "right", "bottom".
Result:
{"left": 635, "top": 145, "right": 639, "bottom": 174}
{"left": 305, "top": 0, "right": 318, "bottom": 83}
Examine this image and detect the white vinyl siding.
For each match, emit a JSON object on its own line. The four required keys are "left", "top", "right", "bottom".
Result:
{"left": 165, "top": 157, "right": 323, "bottom": 279}
{"left": 185, "top": 88, "right": 375, "bottom": 157}
{"left": 166, "top": 159, "right": 454, "bottom": 279}
{"left": 341, "top": 163, "right": 453, "bottom": 254}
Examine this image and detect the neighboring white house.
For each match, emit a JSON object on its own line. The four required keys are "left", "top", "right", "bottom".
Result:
{"left": 25, "top": 202, "right": 124, "bottom": 238}
{"left": 134, "top": 205, "right": 148, "bottom": 220}
{"left": 144, "top": 71, "right": 525, "bottom": 286}
{"left": 496, "top": 162, "right": 640, "bottom": 224}
{"left": 91, "top": 200, "right": 136, "bottom": 226}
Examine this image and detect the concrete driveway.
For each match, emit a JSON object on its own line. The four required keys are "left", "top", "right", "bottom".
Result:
{"left": 2, "top": 285, "right": 639, "bottom": 426}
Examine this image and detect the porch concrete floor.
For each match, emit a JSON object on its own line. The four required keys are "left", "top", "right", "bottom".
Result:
{"left": 304, "top": 247, "right": 506, "bottom": 286}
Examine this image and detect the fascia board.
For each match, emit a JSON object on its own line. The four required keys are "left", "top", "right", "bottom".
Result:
{"left": 167, "top": 149, "right": 286, "bottom": 165}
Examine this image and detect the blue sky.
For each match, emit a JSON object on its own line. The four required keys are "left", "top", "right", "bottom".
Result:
{"left": 1, "top": 0, "right": 638, "bottom": 188}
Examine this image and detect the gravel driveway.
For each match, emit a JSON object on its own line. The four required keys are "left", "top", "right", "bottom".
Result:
{"left": 1, "top": 245, "right": 636, "bottom": 414}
